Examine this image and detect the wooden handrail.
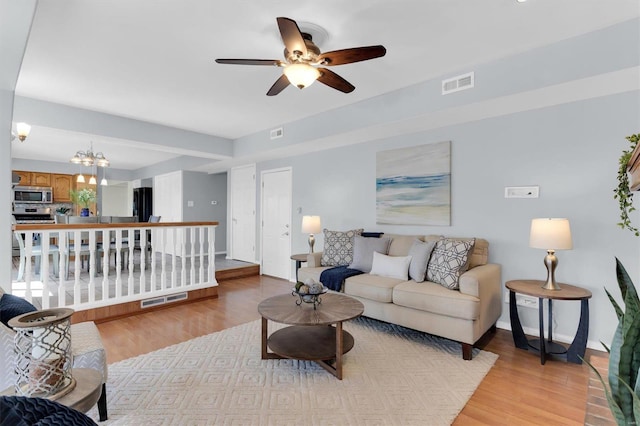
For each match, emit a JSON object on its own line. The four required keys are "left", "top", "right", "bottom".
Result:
{"left": 14, "top": 221, "right": 219, "bottom": 231}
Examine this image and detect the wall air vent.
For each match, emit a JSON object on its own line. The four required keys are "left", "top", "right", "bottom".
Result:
{"left": 442, "top": 72, "right": 474, "bottom": 95}
{"left": 270, "top": 127, "right": 284, "bottom": 140}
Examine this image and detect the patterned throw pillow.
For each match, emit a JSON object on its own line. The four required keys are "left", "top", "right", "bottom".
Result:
{"left": 321, "top": 229, "right": 363, "bottom": 266}
{"left": 426, "top": 238, "right": 476, "bottom": 290}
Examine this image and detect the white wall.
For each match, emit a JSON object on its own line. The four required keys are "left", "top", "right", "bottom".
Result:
{"left": 256, "top": 91, "right": 640, "bottom": 350}
{"left": 101, "top": 182, "right": 131, "bottom": 216}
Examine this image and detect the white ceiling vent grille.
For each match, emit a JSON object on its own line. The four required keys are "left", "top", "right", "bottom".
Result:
{"left": 270, "top": 127, "right": 284, "bottom": 140}
{"left": 442, "top": 72, "right": 474, "bottom": 95}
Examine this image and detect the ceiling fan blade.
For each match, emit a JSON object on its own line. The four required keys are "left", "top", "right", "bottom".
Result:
{"left": 318, "top": 45, "right": 386, "bottom": 66}
{"left": 277, "top": 17, "right": 307, "bottom": 57}
{"left": 267, "top": 74, "right": 290, "bottom": 96}
{"left": 317, "top": 68, "right": 355, "bottom": 93}
{"left": 215, "top": 59, "right": 283, "bottom": 66}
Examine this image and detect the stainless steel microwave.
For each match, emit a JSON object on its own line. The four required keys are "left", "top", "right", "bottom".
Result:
{"left": 13, "top": 186, "right": 53, "bottom": 204}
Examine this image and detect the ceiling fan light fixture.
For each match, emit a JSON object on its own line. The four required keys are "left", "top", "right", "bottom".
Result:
{"left": 283, "top": 63, "right": 320, "bottom": 89}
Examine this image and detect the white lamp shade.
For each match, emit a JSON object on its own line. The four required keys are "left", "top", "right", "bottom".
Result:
{"left": 301, "top": 215, "right": 322, "bottom": 234}
{"left": 529, "top": 218, "right": 573, "bottom": 250}
{"left": 88, "top": 175, "right": 97, "bottom": 185}
{"left": 283, "top": 63, "right": 320, "bottom": 89}
{"left": 76, "top": 174, "right": 85, "bottom": 183}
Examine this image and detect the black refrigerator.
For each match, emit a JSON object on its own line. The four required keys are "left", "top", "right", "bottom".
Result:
{"left": 133, "top": 187, "right": 153, "bottom": 223}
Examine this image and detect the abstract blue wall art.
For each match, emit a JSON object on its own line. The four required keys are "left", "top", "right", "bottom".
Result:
{"left": 376, "top": 141, "right": 451, "bottom": 226}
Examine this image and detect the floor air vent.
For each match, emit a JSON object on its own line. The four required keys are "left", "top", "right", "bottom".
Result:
{"left": 442, "top": 72, "right": 474, "bottom": 95}
{"left": 140, "top": 292, "right": 188, "bottom": 308}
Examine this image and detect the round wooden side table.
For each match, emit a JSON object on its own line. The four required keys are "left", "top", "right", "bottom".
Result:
{"left": 1, "top": 368, "right": 102, "bottom": 413}
{"left": 505, "top": 279, "right": 592, "bottom": 365}
{"left": 290, "top": 253, "right": 308, "bottom": 281}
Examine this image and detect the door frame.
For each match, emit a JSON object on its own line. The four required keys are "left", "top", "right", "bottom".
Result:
{"left": 229, "top": 164, "right": 256, "bottom": 263}
{"left": 259, "top": 167, "right": 293, "bottom": 280}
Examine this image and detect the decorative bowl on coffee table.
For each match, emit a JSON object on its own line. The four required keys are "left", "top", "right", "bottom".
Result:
{"left": 292, "top": 286, "right": 328, "bottom": 309}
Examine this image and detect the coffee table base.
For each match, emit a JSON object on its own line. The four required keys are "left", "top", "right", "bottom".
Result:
{"left": 261, "top": 319, "right": 354, "bottom": 379}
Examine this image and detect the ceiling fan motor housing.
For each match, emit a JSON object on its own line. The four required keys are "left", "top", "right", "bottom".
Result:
{"left": 284, "top": 33, "right": 321, "bottom": 64}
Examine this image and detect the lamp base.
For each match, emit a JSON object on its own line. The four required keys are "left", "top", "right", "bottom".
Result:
{"left": 308, "top": 234, "right": 315, "bottom": 254}
{"left": 541, "top": 249, "right": 561, "bottom": 290}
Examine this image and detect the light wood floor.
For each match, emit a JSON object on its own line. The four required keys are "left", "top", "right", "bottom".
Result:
{"left": 96, "top": 274, "right": 601, "bottom": 425}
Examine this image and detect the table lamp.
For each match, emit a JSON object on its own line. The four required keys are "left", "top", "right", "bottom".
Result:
{"left": 529, "top": 218, "right": 573, "bottom": 290}
{"left": 301, "top": 215, "right": 321, "bottom": 253}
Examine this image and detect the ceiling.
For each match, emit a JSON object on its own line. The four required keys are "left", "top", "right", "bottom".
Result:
{"left": 11, "top": 0, "right": 639, "bottom": 171}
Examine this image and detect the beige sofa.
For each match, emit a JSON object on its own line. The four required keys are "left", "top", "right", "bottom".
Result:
{"left": 298, "top": 234, "right": 502, "bottom": 360}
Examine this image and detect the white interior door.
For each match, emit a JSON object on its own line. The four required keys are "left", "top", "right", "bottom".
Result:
{"left": 261, "top": 168, "right": 292, "bottom": 280}
{"left": 153, "top": 171, "right": 183, "bottom": 256}
{"left": 230, "top": 164, "right": 256, "bottom": 263}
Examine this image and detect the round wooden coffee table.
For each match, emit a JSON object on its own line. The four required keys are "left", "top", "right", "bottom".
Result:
{"left": 258, "top": 292, "right": 364, "bottom": 379}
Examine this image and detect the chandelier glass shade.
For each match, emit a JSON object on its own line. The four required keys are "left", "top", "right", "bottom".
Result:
{"left": 69, "top": 143, "right": 110, "bottom": 168}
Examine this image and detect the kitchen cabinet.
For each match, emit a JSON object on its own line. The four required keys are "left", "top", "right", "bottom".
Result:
{"left": 13, "top": 170, "right": 31, "bottom": 186}
{"left": 13, "top": 170, "right": 52, "bottom": 187}
{"left": 31, "top": 172, "right": 51, "bottom": 186}
{"left": 52, "top": 174, "right": 73, "bottom": 202}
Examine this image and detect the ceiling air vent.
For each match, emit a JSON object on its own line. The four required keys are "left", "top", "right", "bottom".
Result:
{"left": 442, "top": 72, "right": 474, "bottom": 95}
{"left": 270, "top": 127, "right": 284, "bottom": 140}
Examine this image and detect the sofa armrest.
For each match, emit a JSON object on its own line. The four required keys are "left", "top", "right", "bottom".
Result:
{"left": 306, "top": 252, "right": 323, "bottom": 267}
{"left": 459, "top": 264, "right": 502, "bottom": 334}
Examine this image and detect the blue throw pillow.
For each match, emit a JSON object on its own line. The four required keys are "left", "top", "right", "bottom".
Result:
{"left": 0, "top": 294, "right": 37, "bottom": 328}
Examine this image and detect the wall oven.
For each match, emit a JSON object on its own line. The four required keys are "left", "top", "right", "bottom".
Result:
{"left": 13, "top": 186, "right": 53, "bottom": 204}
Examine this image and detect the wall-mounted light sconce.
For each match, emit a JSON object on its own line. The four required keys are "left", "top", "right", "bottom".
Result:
{"left": 11, "top": 122, "right": 31, "bottom": 142}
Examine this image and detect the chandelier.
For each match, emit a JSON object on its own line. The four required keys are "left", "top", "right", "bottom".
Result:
{"left": 69, "top": 142, "right": 110, "bottom": 168}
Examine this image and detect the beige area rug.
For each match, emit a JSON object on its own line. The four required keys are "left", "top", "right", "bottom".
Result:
{"left": 88, "top": 317, "right": 498, "bottom": 425}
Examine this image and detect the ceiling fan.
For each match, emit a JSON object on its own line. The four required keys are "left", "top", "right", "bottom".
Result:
{"left": 215, "top": 17, "right": 386, "bottom": 96}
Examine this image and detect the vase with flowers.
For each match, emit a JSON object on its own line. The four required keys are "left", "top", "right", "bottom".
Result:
{"left": 69, "top": 188, "right": 96, "bottom": 217}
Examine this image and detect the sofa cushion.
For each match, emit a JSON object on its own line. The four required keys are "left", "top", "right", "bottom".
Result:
{"left": 393, "top": 280, "right": 480, "bottom": 321}
{"left": 344, "top": 273, "right": 405, "bottom": 303}
{"left": 321, "top": 229, "right": 363, "bottom": 266}
{"left": 0, "top": 294, "right": 37, "bottom": 328}
{"left": 434, "top": 236, "right": 488, "bottom": 269}
{"left": 298, "top": 266, "right": 331, "bottom": 284}
{"left": 370, "top": 252, "right": 412, "bottom": 280}
{"left": 408, "top": 239, "right": 437, "bottom": 283}
{"left": 349, "top": 236, "right": 392, "bottom": 273}
{"left": 386, "top": 234, "right": 423, "bottom": 256}
{"left": 426, "top": 238, "right": 476, "bottom": 290}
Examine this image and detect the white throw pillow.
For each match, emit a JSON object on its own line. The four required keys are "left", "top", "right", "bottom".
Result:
{"left": 370, "top": 252, "right": 412, "bottom": 280}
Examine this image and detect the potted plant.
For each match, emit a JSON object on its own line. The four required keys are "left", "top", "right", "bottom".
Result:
{"left": 615, "top": 133, "right": 640, "bottom": 236}
{"left": 69, "top": 188, "right": 96, "bottom": 217}
{"left": 585, "top": 258, "right": 640, "bottom": 425}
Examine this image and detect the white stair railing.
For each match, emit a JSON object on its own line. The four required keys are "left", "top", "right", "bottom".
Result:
{"left": 12, "top": 221, "right": 218, "bottom": 311}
